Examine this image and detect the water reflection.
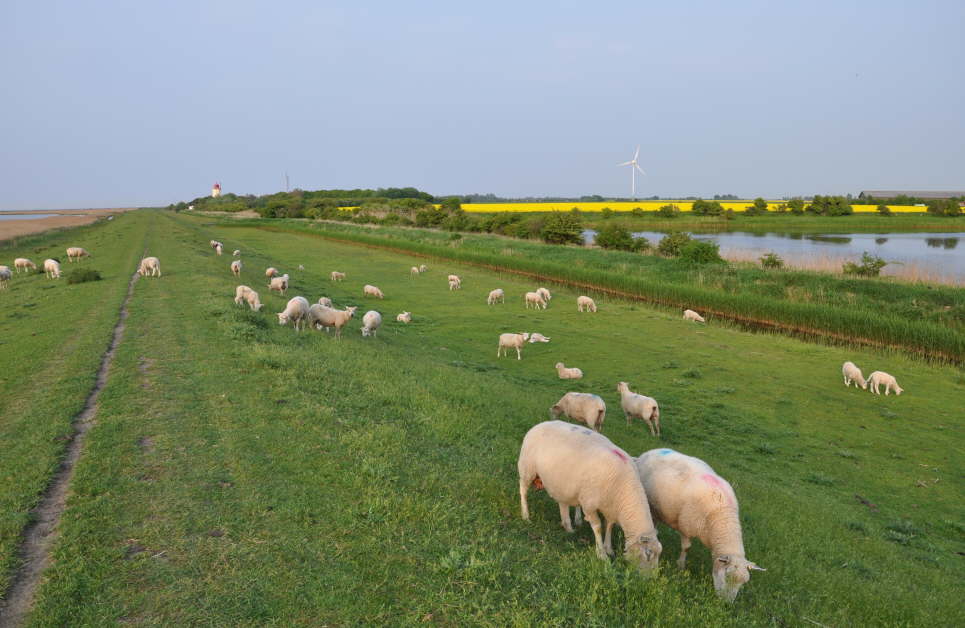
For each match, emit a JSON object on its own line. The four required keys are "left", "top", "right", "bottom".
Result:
{"left": 807, "top": 235, "right": 853, "bottom": 245}
{"left": 926, "top": 237, "right": 959, "bottom": 250}
{"left": 875, "top": 237, "right": 888, "bottom": 245}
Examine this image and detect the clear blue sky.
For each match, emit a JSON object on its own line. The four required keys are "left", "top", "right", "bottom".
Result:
{"left": 2, "top": 0, "right": 963, "bottom": 209}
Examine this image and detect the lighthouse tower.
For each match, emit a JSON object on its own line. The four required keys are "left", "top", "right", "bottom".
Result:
{"left": 211, "top": 182, "right": 222, "bottom": 198}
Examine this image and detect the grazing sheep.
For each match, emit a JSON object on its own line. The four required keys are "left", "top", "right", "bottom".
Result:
{"left": 268, "top": 274, "right": 289, "bottom": 295}
{"left": 635, "top": 449, "right": 764, "bottom": 601}
{"left": 361, "top": 310, "right": 382, "bottom": 337}
{"left": 265, "top": 267, "right": 279, "bottom": 279}
{"left": 230, "top": 260, "right": 242, "bottom": 276}
{"left": 528, "top": 333, "right": 551, "bottom": 343}
{"left": 419, "top": 264, "right": 428, "bottom": 273}
{"left": 536, "top": 287, "right": 552, "bottom": 302}
{"left": 363, "top": 284, "right": 384, "bottom": 299}
{"left": 577, "top": 296, "right": 597, "bottom": 312}
{"left": 308, "top": 304, "right": 357, "bottom": 338}
{"left": 867, "top": 371, "right": 904, "bottom": 396}
{"left": 410, "top": 266, "right": 421, "bottom": 276}
{"left": 209, "top": 240, "right": 222, "bottom": 250}
{"left": 447, "top": 274, "right": 460, "bottom": 283}
{"left": 66, "top": 247, "right": 90, "bottom": 262}
{"left": 683, "top": 309, "right": 706, "bottom": 323}
{"left": 215, "top": 244, "right": 223, "bottom": 256}
{"left": 234, "top": 285, "right": 264, "bottom": 311}
{"left": 524, "top": 291, "right": 547, "bottom": 310}
{"left": 0, "top": 266, "right": 11, "bottom": 289}
{"left": 448, "top": 279, "right": 461, "bottom": 291}
{"left": 841, "top": 361, "right": 867, "bottom": 390}
{"left": 331, "top": 271, "right": 346, "bottom": 281}
{"left": 550, "top": 392, "right": 606, "bottom": 431}
{"left": 298, "top": 264, "right": 305, "bottom": 271}
{"left": 277, "top": 296, "right": 310, "bottom": 331}
{"left": 497, "top": 332, "right": 530, "bottom": 360}
{"left": 317, "top": 296, "right": 333, "bottom": 308}
{"left": 396, "top": 311, "right": 411, "bottom": 323}
{"left": 43, "top": 258, "right": 62, "bottom": 279}
{"left": 233, "top": 249, "right": 241, "bottom": 257}
{"left": 137, "top": 257, "right": 160, "bottom": 277}
{"left": 487, "top": 288, "right": 505, "bottom": 305}
{"left": 617, "top": 382, "right": 660, "bottom": 437}
{"left": 518, "top": 421, "right": 662, "bottom": 574}
{"left": 14, "top": 258, "right": 37, "bottom": 273}
{"left": 555, "top": 362, "right": 584, "bottom": 380}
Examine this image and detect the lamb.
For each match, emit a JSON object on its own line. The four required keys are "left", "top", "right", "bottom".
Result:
{"left": 230, "top": 260, "right": 242, "bottom": 276}
{"left": 524, "top": 291, "right": 547, "bottom": 310}
{"left": 330, "top": 271, "right": 346, "bottom": 281}
{"left": 66, "top": 247, "right": 90, "bottom": 262}
{"left": 448, "top": 278, "right": 461, "bottom": 291}
{"left": 634, "top": 449, "right": 764, "bottom": 601}
{"left": 410, "top": 266, "right": 421, "bottom": 276}
{"left": 867, "top": 371, "right": 904, "bottom": 396}
{"left": 617, "top": 381, "right": 660, "bottom": 437}
{"left": 555, "top": 362, "right": 584, "bottom": 379}
{"left": 268, "top": 274, "right": 289, "bottom": 295}
{"left": 14, "top": 258, "right": 37, "bottom": 273}
{"left": 447, "top": 274, "right": 460, "bottom": 283}
{"left": 841, "top": 361, "right": 867, "bottom": 390}
{"left": 317, "top": 296, "right": 333, "bottom": 307}
{"left": 363, "top": 284, "right": 384, "bottom": 299}
{"left": 361, "top": 310, "right": 382, "bottom": 337}
{"left": 209, "top": 240, "right": 222, "bottom": 250}
{"left": 307, "top": 304, "right": 357, "bottom": 338}
{"left": 0, "top": 266, "right": 11, "bottom": 289}
{"left": 518, "top": 421, "right": 662, "bottom": 574}
{"left": 487, "top": 288, "right": 505, "bottom": 305}
{"left": 577, "top": 296, "right": 597, "bottom": 312}
{"left": 265, "top": 267, "right": 279, "bottom": 279}
{"left": 528, "top": 333, "right": 551, "bottom": 343}
{"left": 137, "top": 257, "right": 160, "bottom": 277}
{"left": 683, "top": 309, "right": 706, "bottom": 323}
{"left": 233, "top": 285, "right": 264, "bottom": 311}
{"left": 215, "top": 244, "right": 223, "bottom": 256}
{"left": 277, "top": 296, "right": 310, "bottom": 331}
{"left": 550, "top": 393, "right": 606, "bottom": 432}
{"left": 43, "top": 258, "right": 62, "bottom": 279}
{"left": 536, "top": 287, "right": 552, "bottom": 302}
{"left": 396, "top": 311, "right": 411, "bottom": 323}
{"left": 497, "top": 332, "right": 530, "bottom": 360}
{"left": 233, "top": 249, "right": 241, "bottom": 257}
{"left": 419, "top": 264, "right": 428, "bottom": 273}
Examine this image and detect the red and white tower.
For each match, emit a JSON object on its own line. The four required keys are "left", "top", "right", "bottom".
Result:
{"left": 211, "top": 182, "right": 222, "bottom": 198}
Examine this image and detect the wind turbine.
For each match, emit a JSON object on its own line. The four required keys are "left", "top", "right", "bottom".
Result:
{"left": 618, "top": 146, "right": 646, "bottom": 200}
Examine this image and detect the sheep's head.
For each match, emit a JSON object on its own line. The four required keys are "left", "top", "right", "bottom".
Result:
{"left": 858, "top": 378, "right": 868, "bottom": 390}
{"left": 346, "top": 306, "right": 358, "bottom": 318}
{"left": 712, "top": 555, "right": 764, "bottom": 602}
{"left": 549, "top": 404, "right": 562, "bottom": 419}
{"left": 277, "top": 312, "right": 289, "bottom": 325}
{"left": 520, "top": 332, "right": 530, "bottom": 341}
{"left": 254, "top": 303, "right": 264, "bottom": 312}
{"left": 894, "top": 385, "right": 904, "bottom": 395}
{"left": 617, "top": 381, "right": 629, "bottom": 393}
{"left": 624, "top": 534, "right": 662, "bottom": 578}
{"left": 555, "top": 362, "right": 565, "bottom": 370}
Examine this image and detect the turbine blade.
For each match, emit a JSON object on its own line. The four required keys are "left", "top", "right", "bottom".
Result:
{"left": 635, "top": 164, "right": 646, "bottom": 175}
{"left": 634, "top": 145, "right": 640, "bottom": 160}
{"left": 617, "top": 161, "right": 632, "bottom": 166}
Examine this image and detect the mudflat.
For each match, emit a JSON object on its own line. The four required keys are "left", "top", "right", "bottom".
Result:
{"left": 0, "top": 208, "right": 135, "bottom": 241}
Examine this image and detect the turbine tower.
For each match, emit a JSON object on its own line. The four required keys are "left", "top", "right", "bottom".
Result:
{"left": 618, "top": 146, "right": 646, "bottom": 200}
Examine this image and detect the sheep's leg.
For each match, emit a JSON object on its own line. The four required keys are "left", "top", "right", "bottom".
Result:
{"left": 654, "top": 416, "right": 661, "bottom": 437}
{"left": 645, "top": 418, "right": 655, "bottom": 436}
{"left": 516, "top": 347, "right": 521, "bottom": 360}
{"left": 558, "top": 503, "right": 574, "bottom": 532}
{"left": 519, "top": 480, "right": 530, "bottom": 520}
{"left": 574, "top": 506, "right": 583, "bottom": 526}
{"left": 625, "top": 412, "right": 631, "bottom": 426}
{"left": 603, "top": 519, "right": 615, "bottom": 556}
{"left": 677, "top": 536, "right": 691, "bottom": 569}
{"left": 583, "top": 510, "right": 608, "bottom": 560}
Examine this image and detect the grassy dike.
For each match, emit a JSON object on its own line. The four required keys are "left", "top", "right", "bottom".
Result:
{"left": 16, "top": 210, "right": 963, "bottom": 626}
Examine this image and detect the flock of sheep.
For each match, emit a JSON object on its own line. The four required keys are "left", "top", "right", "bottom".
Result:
{"left": 0, "top": 248, "right": 92, "bottom": 288}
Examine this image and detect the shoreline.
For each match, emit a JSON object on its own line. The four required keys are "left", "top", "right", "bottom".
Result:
{"left": 0, "top": 208, "right": 136, "bottom": 242}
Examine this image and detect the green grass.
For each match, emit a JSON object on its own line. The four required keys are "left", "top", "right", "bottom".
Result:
{"left": 2, "top": 210, "right": 960, "bottom": 625}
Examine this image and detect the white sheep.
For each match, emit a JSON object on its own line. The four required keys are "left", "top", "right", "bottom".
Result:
{"left": 867, "top": 371, "right": 904, "bottom": 396}
{"left": 363, "top": 284, "right": 384, "bottom": 299}
{"left": 635, "top": 449, "right": 764, "bottom": 601}
{"left": 361, "top": 310, "right": 382, "bottom": 337}
{"left": 43, "top": 258, "right": 62, "bottom": 279}
{"left": 307, "top": 304, "right": 357, "bottom": 338}
{"left": 448, "top": 278, "right": 461, "bottom": 291}
{"left": 137, "top": 257, "right": 160, "bottom": 277}
{"left": 330, "top": 271, "right": 346, "bottom": 281}
{"left": 536, "top": 287, "right": 552, "bottom": 302}
{"left": 577, "top": 296, "right": 597, "bottom": 312}
{"left": 234, "top": 285, "right": 264, "bottom": 311}
{"left": 528, "top": 333, "right": 551, "bottom": 343}
{"left": 524, "top": 291, "right": 547, "bottom": 310}
{"left": 410, "top": 266, "right": 421, "bottom": 276}
{"left": 317, "top": 296, "right": 333, "bottom": 308}
{"left": 14, "top": 258, "right": 37, "bottom": 273}
{"left": 233, "top": 249, "right": 241, "bottom": 257}
{"left": 419, "top": 264, "right": 428, "bottom": 273}
{"left": 555, "top": 362, "right": 584, "bottom": 379}
{"left": 230, "top": 260, "right": 242, "bottom": 276}
{"left": 841, "top": 361, "right": 867, "bottom": 390}
{"left": 298, "top": 264, "right": 305, "bottom": 271}
{"left": 617, "top": 381, "right": 660, "bottom": 437}
{"left": 266, "top": 267, "right": 279, "bottom": 279}
{"left": 447, "top": 274, "right": 460, "bottom": 283}
{"left": 497, "top": 332, "right": 530, "bottom": 360}
{"left": 487, "top": 288, "right": 505, "bottom": 305}
{"left": 215, "top": 244, "right": 223, "bottom": 256}
{"left": 396, "top": 311, "right": 412, "bottom": 323}
{"left": 268, "top": 274, "right": 289, "bottom": 295}
{"left": 0, "top": 266, "right": 11, "bottom": 289}
{"left": 277, "top": 296, "right": 310, "bottom": 331}
{"left": 209, "top": 240, "right": 222, "bottom": 250}
{"left": 683, "top": 309, "right": 706, "bottom": 323}
{"left": 66, "top": 247, "right": 90, "bottom": 262}
{"left": 550, "top": 393, "right": 606, "bottom": 432}
{"left": 518, "top": 421, "right": 662, "bottom": 573}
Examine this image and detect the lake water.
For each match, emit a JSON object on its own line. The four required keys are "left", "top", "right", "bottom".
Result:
{"left": 582, "top": 230, "right": 965, "bottom": 283}
{"left": 0, "top": 213, "right": 62, "bottom": 221}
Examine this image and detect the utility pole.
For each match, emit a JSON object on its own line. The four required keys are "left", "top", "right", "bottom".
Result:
{"left": 285, "top": 172, "right": 290, "bottom": 192}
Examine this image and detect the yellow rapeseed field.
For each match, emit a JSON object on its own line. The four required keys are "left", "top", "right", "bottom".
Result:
{"left": 458, "top": 201, "right": 921, "bottom": 213}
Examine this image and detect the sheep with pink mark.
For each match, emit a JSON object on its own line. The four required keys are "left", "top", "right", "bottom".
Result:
{"left": 634, "top": 448, "right": 764, "bottom": 601}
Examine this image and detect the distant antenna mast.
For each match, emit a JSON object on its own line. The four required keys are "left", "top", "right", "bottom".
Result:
{"left": 285, "top": 172, "right": 290, "bottom": 192}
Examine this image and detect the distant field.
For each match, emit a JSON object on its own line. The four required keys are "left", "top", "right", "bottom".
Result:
{"left": 457, "top": 201, "right": 925, "bottom": 213}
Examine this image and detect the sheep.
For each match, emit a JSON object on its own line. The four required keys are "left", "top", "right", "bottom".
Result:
{"left": 550, "top": 393, "right": 606, "bottom": 432}
{"left": 841, "top": 361, "right": 867, "bottom": 390}
{"left": 518, "top": 421, "right": 662, "bottom": 574}
{"left": 209, "top": 240, "right": 222, "bottom": 250}
{"left": 524, "top": 291, "right": 547, "bottom": 310}
{"left": 528, "top": 333, "right": 551, "bottom": 343}
{"left": 577, "top": 296, "right": 597, "bottom": 312}
{"left": 448, "top": 278, "right": 461, "bottom": 291}
{"left": 230, "top": 260, "right": 242, "bottom": 276}
{"left": 396, "top": 311, "right": 411, "bottom": 323}
{"left": 14, "top": 258, "right": 37, "bottom": 273}
{"left": 268, "top": 274, "right": 289, "bottom": 295}
{"left": 317, "top": 296, "right": 333, "bottom": 308}
{"left": 233, "top": 249, "right": 241, "bottom": 257}
{"left": 0, "top": 266, "right": 11, "bottom": 289}
{"left": 363, "top": 284, "right": 384, "bottom": 299}
{"left": 683, "top": 309, "right": 706, "bottom": 323}
{"left": 307, "top": 304, "right": 357, "bottom": 338}
{"left": 234, "top": 285, "right": 264, "bottom": 311}
{"left": 277, "top": 296, "right": 310, "bottom": 331}
{"left": 215, "top": 244, "right": 223, "bottom": 256}
{"left": 43, "top": 258, "right": 62, "bottom": 279}
{"left": 536, "top": 287, "right": 552, "bottom": 302}
{"left": 361, "top": 310, "right": 382, "bottom": 337}
{"left": 298, "top": 264, "right": 305, "bottom": 271}
{"left": 419, "top": 264, "right": 428, "bottom": 273}
{"left": 137, "top": 257, "right": 160, "bottom": 277}
{"left": 555, "top": 362, "right": 584, "bottom": 380}
{"left": 66, "top": 247, "right": 90, "bottom": 262}
{"left": 487, "top": 288, "right": 505, "bottom": 305}
{"left": 497, "top": 332, "right": 530, "bottom": 360}
{"left": 265, "top": 267, "right": 279, "bottom": 279}
{"left": 635, "top": 449, "right": 764, "bottom": 601}
{"left": 331, "top": 271, "right": 346, "bottom": 281}
{"left": 617, "top": 382, "right": 660, "bottom": 437}
{"left": 867, "top": 371, "right": 904, "bottom": 396}
{"left": 410, "top": 266, "right": 421, "bottom": 276}
{"left": 447, "top": 274, "right": 460, "bottom": 283}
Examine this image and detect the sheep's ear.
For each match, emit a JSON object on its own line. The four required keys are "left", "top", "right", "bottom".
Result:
{"left": 747, "top": 562, "right": 766, "bottom": 571}
{"left": 717, "top": 556, "right": 731, "bottom": 565}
